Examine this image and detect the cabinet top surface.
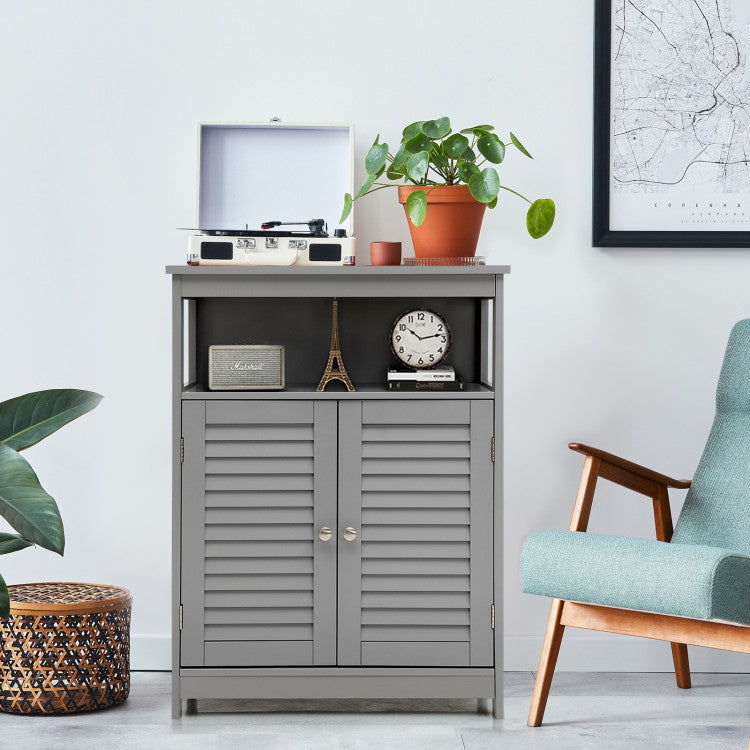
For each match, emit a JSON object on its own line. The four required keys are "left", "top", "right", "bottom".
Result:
{"left": 166, "top": 264, "right": 510, "bottom": 276}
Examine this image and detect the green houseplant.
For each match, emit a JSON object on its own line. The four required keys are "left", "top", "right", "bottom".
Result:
{"left": 0, "top": 389, "right": 102, "bottom": 617}
{"left": 341, "top": 117, "right": 555, "bottom": 258}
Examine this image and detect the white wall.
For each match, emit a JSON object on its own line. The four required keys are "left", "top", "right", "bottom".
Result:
{"left": 1, "top": 0, "right": 748, "bottom": 671}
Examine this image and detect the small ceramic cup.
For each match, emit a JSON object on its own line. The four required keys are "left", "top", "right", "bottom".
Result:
{"left": 370, "top": 241, "right": 402, "bottom": 266}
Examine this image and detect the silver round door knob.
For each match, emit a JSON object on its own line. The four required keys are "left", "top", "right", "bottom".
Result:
{"left": 318, "top": 527, "right": 333, "bottom": 542}
{"left": 343, "top": 527, "right": 358, "bottom": 542}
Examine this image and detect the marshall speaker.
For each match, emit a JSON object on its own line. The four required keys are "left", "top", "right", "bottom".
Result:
{"left": 208, "top": 345, "right": 285, "bottom": 390}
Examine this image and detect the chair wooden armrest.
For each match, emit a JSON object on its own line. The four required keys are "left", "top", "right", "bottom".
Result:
{"left": 566, "top": 443, "right": 690, "bottom": 542}
{"left": 569, "top": 443, "right": 691, "bottom": 494}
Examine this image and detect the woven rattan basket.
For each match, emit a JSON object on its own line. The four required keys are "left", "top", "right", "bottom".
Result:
{"left": 0, "top": 582, "right": 132, "bottom": 714}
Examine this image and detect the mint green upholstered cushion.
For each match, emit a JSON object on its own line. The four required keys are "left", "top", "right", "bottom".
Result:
{"left": 672, "top": 319, "right": 750, "bottom": 555}
{"left": 520, "top": 529, "right": 750, "bottom": 624}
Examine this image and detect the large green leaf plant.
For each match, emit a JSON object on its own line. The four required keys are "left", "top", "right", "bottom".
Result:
{"left": 0, "top": 389, "right": 102, "bottom": 616}
{"left": 341, "top": 117, "right": 555, "bottom": 239}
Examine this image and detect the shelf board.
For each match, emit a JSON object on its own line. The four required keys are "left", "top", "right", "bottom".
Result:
{"left": 180, "top": 383, "right": 494, "bottom": 400}
{"left": 167, "top": 265, "right": 510, "bottom": 276}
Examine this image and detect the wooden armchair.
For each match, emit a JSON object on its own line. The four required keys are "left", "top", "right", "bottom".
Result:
{"left": 521, "top": 320, "right": 750, "bottom": 726}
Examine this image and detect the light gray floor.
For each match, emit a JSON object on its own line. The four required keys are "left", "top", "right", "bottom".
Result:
{"left": 1, "top": 671, "right": 749, "bottom": 749}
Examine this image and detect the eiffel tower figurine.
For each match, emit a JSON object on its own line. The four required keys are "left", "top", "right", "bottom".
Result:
{"left": 317, "top": 297, "right": 355, "bottom": 392}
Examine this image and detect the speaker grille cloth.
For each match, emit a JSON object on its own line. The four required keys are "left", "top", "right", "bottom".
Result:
{"left": 209, "top": 347, "right": 284, "bottom": 389}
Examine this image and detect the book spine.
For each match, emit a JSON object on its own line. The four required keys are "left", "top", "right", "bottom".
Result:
{"left": 387, "top": 370, "right": 456, "bottom": 382}
{"left": 386, "top": 380, "right": 465, "bottom": 391}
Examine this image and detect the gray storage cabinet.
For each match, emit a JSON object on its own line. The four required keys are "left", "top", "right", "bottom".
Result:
{"left": 168, "top": 265, "right": 508, "bottom": 718}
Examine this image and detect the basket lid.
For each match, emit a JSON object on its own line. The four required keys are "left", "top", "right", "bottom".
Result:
{"left": 7, "top": 582, "right": 132, "bottom": 614}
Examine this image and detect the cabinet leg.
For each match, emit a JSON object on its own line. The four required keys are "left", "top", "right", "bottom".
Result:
{"left": 492, "top": 697, "right": 502, "bottom": 719}
{"left": 171, "top": 692, "right": 181, "bottom": 720}
{"left": 186, "top": 698, "right": 197, "bottom": 715}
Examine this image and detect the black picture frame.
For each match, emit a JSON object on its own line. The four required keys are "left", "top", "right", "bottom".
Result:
{"left": 593, "top": 0, "right": 750, "bottom": 248}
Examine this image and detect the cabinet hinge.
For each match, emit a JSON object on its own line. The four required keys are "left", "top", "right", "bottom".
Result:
{"left": 179, "top": 604, "right": 183, "bottom": 631}
{"left": 491, "top": 603, "right": 495, "bottom": 630}
{"left": 180, "top": 438, "right": 184, "bottom": 464}
{"left": 490, "top": 436, "right": 495, "bottom": 463}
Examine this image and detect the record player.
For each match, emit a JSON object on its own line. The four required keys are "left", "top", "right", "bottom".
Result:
{"left": 186, "top": 218, "right": 355, "bottom": 266}
{"left": 184, "top": 122, "right": 356, "bottom": 266}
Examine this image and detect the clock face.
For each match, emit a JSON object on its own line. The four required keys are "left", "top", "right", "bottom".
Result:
{"left": 390, "top": 309, "right": 451, "bottom": 369}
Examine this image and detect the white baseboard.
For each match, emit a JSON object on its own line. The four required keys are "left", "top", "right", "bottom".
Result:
{"left": 130, "top": 634, "right": 750, "bottom": 673}
{"left": 505, "top": 633, "right": 750, "bottom": 672}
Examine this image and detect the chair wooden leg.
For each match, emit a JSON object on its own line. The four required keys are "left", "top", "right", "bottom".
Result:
{"left": 671, "top": 642, "right": 691, "bottom": 688}
{"left": 651, "top": 486, "right": 691, "bottom": 689}
{"left": 528, "top": 598, "right": 565, "bottom": 727}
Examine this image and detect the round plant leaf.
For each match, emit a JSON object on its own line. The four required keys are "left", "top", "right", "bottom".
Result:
{"left": 0, "top": 572, "right": 8, "bottom": 618}
{"left": 0, "top": 443, "right": 64, "bottom": 555}
{"left": 477, "top": 133, "right": 505, "bottom": 164}
{"left": 0, "top": 532, "right": 32, "bottom": 555}
{"left": 340, "top": 193, "right": 353, "bottom": 223}
{"left": 510, "top": 132, "right": 533, "bottom": 158}
{"left": 365, "top": 142, "right": 389, "bottom": 176}
{"left": 405, "top": 190, "right": 428, "bottom": 226}
{"left": 421, "top": 117, "right": 451, "bottom": 140}
{"left": 456, "top": 161, "right": 480, "bottom": 183}
{"left": 488, "top": 196, "right": 498, "bottom": 209}
{"left": 406, "top": 150, "right": 429, "bottom": 183}
{"left": 461, "top": 146, "right": 476, "bottom": 162}
{"left": 526, "top": 198, "right": 556, "bottom": 238}
{"left": 468, "top": 167, "right": 501, "bottom": 203}
{"left": 401, "top": 121, "right": 426, "bottom": 142}
{"left": 460, "top": 125, "right": 495, "bottom": 135}
{"left": 0, "top": 389, "right": 102, "bottom": 452}
{"left": 443, "top": 133, "right": 469, "bottom": 158}
{"left": 404, "top": 133, "right": 433, "bottom": 155}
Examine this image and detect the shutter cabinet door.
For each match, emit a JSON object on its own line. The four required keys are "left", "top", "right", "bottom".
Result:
{"left": 181, "top": 401, "right": 337, "bottom": 667}
{"left": 337, "top": 400, "right": 494, "bottom": 667}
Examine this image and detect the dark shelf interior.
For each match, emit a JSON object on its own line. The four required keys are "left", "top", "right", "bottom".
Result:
{"left": 190, "top": 297, "right": 489, "bottom": 390}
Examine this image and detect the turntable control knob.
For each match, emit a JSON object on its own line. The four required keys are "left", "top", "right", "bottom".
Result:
{"left": 334, "top": 229, "right": 347, "bottom": 238}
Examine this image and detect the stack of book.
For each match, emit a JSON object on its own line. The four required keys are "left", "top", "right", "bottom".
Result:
{"left": 386, "top": 365, "right": 464, "bottom": 391}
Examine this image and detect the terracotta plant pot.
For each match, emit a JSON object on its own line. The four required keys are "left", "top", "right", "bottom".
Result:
{"left": 370, "top": 241, "right": 402, "bottom": 266}
{"left": 398, "top": 185, "right": 486, "bottom": 258}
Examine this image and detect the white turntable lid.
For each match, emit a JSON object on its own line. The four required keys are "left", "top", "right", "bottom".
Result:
{"left": 197, "top": 123, "right": 353, "bottom": 234}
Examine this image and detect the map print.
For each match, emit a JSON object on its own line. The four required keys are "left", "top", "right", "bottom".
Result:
{"left": 610, "top": 0, "right": 750, "bottom": 231}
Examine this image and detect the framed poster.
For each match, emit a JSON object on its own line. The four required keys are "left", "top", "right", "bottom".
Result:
{"left": 593, "top": 0, "right": 750, "bottom": 247}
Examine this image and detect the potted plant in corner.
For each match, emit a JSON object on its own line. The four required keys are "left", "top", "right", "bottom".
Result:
{"left": 0, "top": 388, "right": 102, "bottom": 615}
{"left": 341, "top": 117, "right": 556, "bottom": 258}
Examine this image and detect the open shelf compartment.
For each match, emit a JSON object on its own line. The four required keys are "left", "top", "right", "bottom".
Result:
{"left": 181, "top": 296, "right": 495, "bottom": 395}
